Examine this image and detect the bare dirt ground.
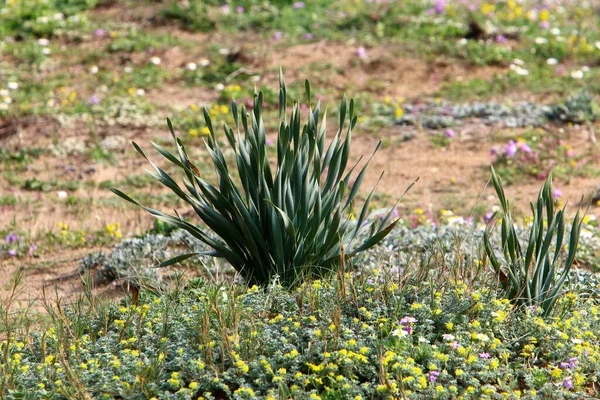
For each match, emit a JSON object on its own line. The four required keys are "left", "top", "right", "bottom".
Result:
{"left": 2, "top": 3, "right": 599, "bottom": 312}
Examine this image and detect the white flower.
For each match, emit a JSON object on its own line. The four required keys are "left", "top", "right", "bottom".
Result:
{"left": 38, "top": 38, "right": 50, "bottom": 46}
{"left": 418, "top": 337, "right": 430, "bottom": 344}
{"left": 391, "top": 329, "right": 408, "bottom": 338}
{"left": 581, "top": 229, "right": 593, "bottom": 239}
{"left": 0, "top": 103, "right": 8, "bottom": 111}
{"left": 447, "top": 216, "right": 465, "bottom": 226}
{"left": 457, "top": 38, "right": 468, "bottom": 46}
{"left": 37, "top": 16, "right": 49, "bottom": 23}
{"left": 199, "top": 58, "right": 210, "bottom": 67}
{"left": 53, "top": 13, "right": 64, "bottom": 21}
{"left": 0, "top": 89, "right": 9, "bottom": 96}
{"left": 515, "top": 67, "right": 529, "bottom": 76}
{"left": 57, "top": 191, "right": 68, "bottom": 200}
{"left": 7, "top": 82, "right": 18, "bottom": 90}
{"left": 581, "top": 65, "right": 590, "bottom": 72}
{"left": 150, "top": 57, "right": 161, "bottom": 65}
{"left": 215, "top": 83, "right": 225, "bottom": 91}
{"left": 90, "top": 65, "right": 99, "bottom": 74}
{"left": 546, "top": 58, "right": 558, "bottom": 65}
{"left": 251, "top": 75, "right": 261, "bottom": 82}
{"left": 512, "top": 58, "right": 525, "bottom": 66}
{"left": 136, "top": 88, "right": 145, "bottom": 96}
{"left": 218, "top": 48, "right": 230, "bottom": 55}
{"left": 442, "top": 334, "right": 455, "bottom": 341}
{"left": 570, "top": 70, "right": 584, "bottom": 79}
{"left": 475, "top": 333, "right": 490, "bottom": 342}
{"left": 42, "top": 48, "right": 51, "bottom": 55}
{"left": 124, "top": 66, "right": 133, "bottom": 73}
{"left": 186, "top": 62, "right": 197, "bottom": 71}
{"left": 596, "top": 41, "right": 600, "bottom": 50}
{"left": 3, "top": 96, "right": 12, "bottom": 104}
{"left": 534, "top": 37, "right": 548, "bottom": 44}
{"left": 550, "top": 28, "right": 561, "bottom": 36}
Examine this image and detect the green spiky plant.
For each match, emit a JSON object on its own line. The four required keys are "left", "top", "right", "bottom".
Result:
{"left": 483, "top": 167, "right": 583, "bottom": 316}
{"left": 112, "top": 72, "right": 413, "bottom": 286}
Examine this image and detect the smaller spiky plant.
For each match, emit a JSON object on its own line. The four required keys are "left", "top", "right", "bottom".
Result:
{"left": 483, "top": 167, "right": 583, "bottom": 316}
{"left": 112, "top": 71, "right": 413, "bottom": 286}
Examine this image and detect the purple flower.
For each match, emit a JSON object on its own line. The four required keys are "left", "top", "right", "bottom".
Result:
{"left": 563, "top": 377, "right": 573, "bottom": 389}
{"left": 496, "top": 35, "right": 507, "bottom": 43}
{"left": 355, "top": 47, "right": 367, "bottom": 58}
{"left": 236, "top": 6, "right": 244, "bottom": 13}
{"left": 266, "top": 138, "right": 275, "bottom": 146}
{"left": 273, "top": 31, "right": 283, "bottom": 41}
{"left": 292, "top": 1, "right": 305, "bottom": 9}
{"left": 28, "top": 244, "right": 37, "bottom": 256}
{"left": 451, "top": 341, "right": 460, "bottom": 349}
{"left": 303, "top": 33, "right": 314, "bottom": 40}
{"left": 484, "top": 212, "right": 494, "bottom": 223}
{"left": 490, "top": 145, "right": 500, "bottom": 156}
{"left": 553, "top": 189, "right": 563, "bottom": 199}
{"left": 428, "top": 370, "right": 440, "bottom": 382}
{"left": 433, "top": 0, "right": 446, "bottom": 14}
{"left": 569, "top": 357, "right": 578, "bottom": 368}
{"left": 519, "top": 143, "right": 532, "bottom": 153}
{"left": 400, "top": 316, "right": 417, "bottom": 324}
{"left": 94, "top": 29, "right": 106, "bottom": 38}
{"left": 8, "top": 249, "right": 17, "bottom": 256}
{"left": 504, "top": 140, "right": 518, "bottom": 157}
{"left": 479, "top": 352, "right": 491, "bottom": 359}
{"left": 89, "top": 95, "right": 100, "bottom": 105}
{"left": 444, "top": 129, "right": 455, "bottom": 138}
{"left": 5, "top": 233, "right": 17, "bottom": 243}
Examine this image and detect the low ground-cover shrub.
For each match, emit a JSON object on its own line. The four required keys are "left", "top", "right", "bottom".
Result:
{"left": 113, "top": 72, "right": 411, "bottom": 286}
{"left": 2, "top": 270, "right": 599, "bottom": 399}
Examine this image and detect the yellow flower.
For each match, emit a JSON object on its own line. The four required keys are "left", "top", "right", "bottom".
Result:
{"left": 189, "top": 129, "right": 198, "bottom": 137}
{"left": 481, "top": 3, "right": 495, "bottom": 14}
{"left": 394, "top": 107, "right": 404, "bottom": 118}
{"left": 200, "top": 127, "right": 210, "bottom": 136}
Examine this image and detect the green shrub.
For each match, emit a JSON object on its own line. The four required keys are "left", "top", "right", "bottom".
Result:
{"left": 112, "top": 71, "right": 411, "bottom": 286}
{"left": 483, "top": 167, "right": 583, "bottom": 316}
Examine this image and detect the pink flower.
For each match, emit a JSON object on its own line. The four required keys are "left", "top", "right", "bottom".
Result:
{"left": 504, "top": 140, "right": 518, "bottom": 157}
{"left": 355, "top": 47, "right": 367, "bottom": 58}
{"left": 553, "top": 189, "right": 563, "bottom": 199}
{"left": 292, "top": 1, "right": 305, "bottom": 9}
{"left": 445, "top": 129, "right": 455, "bottom": 138}
{"left": 496, "top": 35, "right": 507, "bottom": 43}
